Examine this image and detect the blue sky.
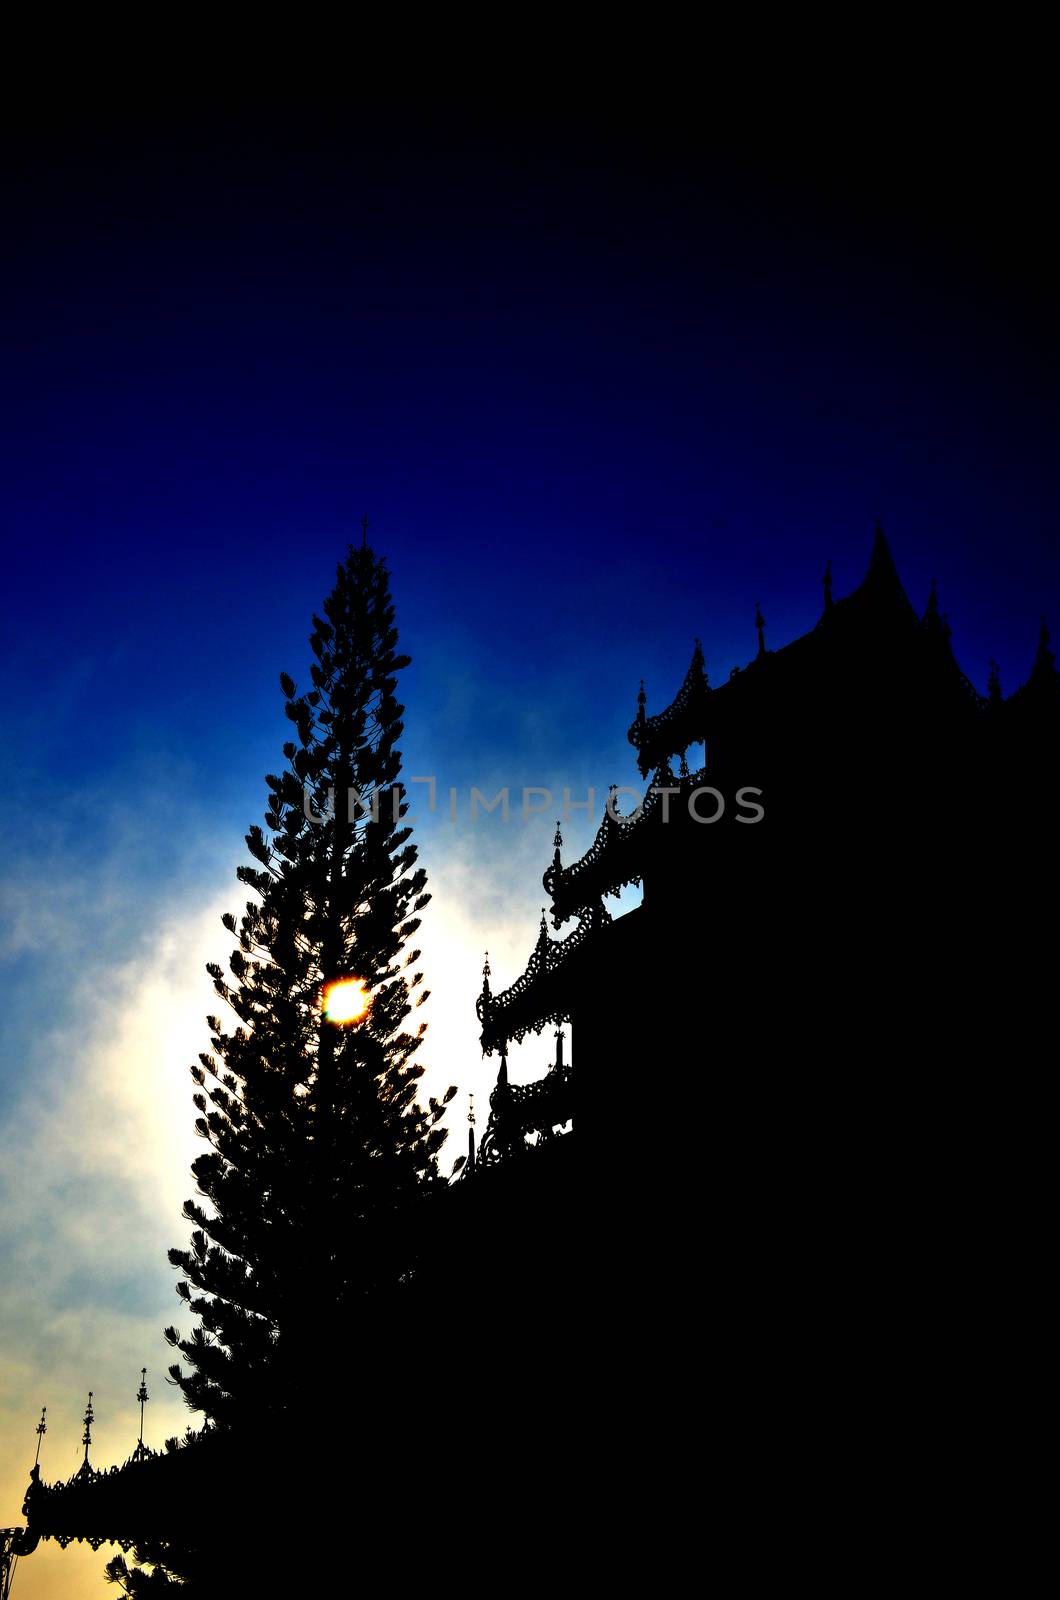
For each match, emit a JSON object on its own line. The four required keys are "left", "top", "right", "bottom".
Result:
{"left": 1, "top": 101, "right": 1057, "bottom": 1591}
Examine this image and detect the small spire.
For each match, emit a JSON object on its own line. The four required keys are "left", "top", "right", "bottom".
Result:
{"left": 1024, "top": 614, "right": 1057, "bottom": 691}
{"left": 866, "top": 522, "right": 899, "bottom": 582}
{"left": 754, "top": 601, "right": 766, "bottom": 658}
{"left": 635, "top": 679, "right": 646, "bottom": 725}
{"left": 467, "top": 1095, "right": 476, "bottom": 1173}
{"left": 480, "top": 952, "right": 491, "bottom": 1002}
{"left": 988, "top": 659, "right": 1002, "bottom": 705}
{"left": 536, "top": 908, "right": 550, "bottom": 957}
{"left": 34, "top": 1405, "right": 47, "bottom": 1468}
{"left": 555, "top": 1029, "right": 565, "bottom": 1070}
{"left": 1038, "top": 615, "right": 1054, "bottom": 667}
{"left": 498, "top": 1047, "right": 508, "bottom": 1088}
{"left": 552, "top": 820, "right": 563, "bottom": 873}
{"left": 81, "top": 1392, "right": 94, "bottom": 1470}
{"left": 822, "top": 559, "right": 833, "bottom": 612}
{"left": 923, "top": 579, "right": 952, "bottom": 642}
{"left": 134, "top": 1368, "right": 149, "bottom": 1461}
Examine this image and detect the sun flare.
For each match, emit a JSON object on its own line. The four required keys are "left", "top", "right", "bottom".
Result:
{"left": 321, "top": 977, "right": 371, "bottom": 1024}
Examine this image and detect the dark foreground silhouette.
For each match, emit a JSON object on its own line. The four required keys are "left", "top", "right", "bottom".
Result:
{"left": 12, "top": 531, "right": 1054, "bottom": 1591}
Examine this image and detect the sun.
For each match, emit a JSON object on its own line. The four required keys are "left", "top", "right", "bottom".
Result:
{"left": 321, "top": 977, "right": 371, "bottom": 1024}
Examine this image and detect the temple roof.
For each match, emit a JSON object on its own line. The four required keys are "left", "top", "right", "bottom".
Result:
{"left": 627, "top": 524, "right": 986, "bottom": 774}
{"left": 477, "top": 902, "right": 611, "bottom": 1053}
{"left": 481, "top": 526, "right": 1056, "bottom": 1054}
{"left": 545, "top": 529, "right": 1048, "bottom": 924}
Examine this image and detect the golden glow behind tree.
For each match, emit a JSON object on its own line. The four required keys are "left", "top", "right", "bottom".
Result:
{"left": 163, "top": 539, "right": 455, "bottom": 1428}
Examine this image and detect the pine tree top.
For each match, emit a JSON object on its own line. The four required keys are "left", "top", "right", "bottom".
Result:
{"left": 165, "top": 540, "right": 456, "bottom": 1431}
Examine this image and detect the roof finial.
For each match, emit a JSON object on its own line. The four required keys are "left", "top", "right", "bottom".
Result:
{"left": 822, "top": 559, "right": 833, "bottom": 612}
{"left": 1027, "top": 614, "right": 1056, "bottom": 685}
{"left": 754, "top": 601, "right": 766, "bottom": 658}
{"left": 553, "top": 820, "right": 563, "bottom": 867}
{"left": 81, "top": 1392, "right": 94, "bottom": 1471}
{"left": 498, "top": 1045, "right": 508, "bottom": 1088}
{"left": 1040, "top": 615, "right": 1053, "bottom": 660}
{"left": 134, "top": 1368, "right": 149, "bottom": 1461}
{"left": 480, "top": 953, "right": 491, "bottom": 1008}
{"left": 34, "top": 1405, "right": 47, "bottom": 1468}
{"left": 555, "top": 1028, "right": 565, "bottom": 1070}
{"left": 923, "top": 579, "right": 952, "bottom": 642}
{"left": 988, "top": 659, "right": 1002, "bottom": 705}
{"left": 867, "top": 521, "right": 898, "bottom": 578}
{"left": 635, "top": 679, "right": 646, "bottom": 725}
{"left": 467, "top": 1095, "right": 476, "bottom": 1173}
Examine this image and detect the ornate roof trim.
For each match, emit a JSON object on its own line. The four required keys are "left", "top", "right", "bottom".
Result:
{"left": 477, "top": 902, "right": 612, "bottom": 1053}
{"left": 628, "top": 640, "right": 709, "bottom": 777}
{"left": 545, "top": 768, "right": 694, "bottom": 923}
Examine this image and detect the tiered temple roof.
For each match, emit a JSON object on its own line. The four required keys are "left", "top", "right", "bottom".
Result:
{"left": 476, "top": 527, "right": 1059, "bottom": 1091}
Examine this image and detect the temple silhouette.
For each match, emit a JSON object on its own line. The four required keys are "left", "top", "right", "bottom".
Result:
{"left": 4, "top": 528, "right": 1056, "bottom": 1591}
{"left": 474, "top": 526, "right": 1056, "bottom": 1168}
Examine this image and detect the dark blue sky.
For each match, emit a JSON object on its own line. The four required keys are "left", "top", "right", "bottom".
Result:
{"left": 2, "top": 104, "right": 1058, "bottom": 1067}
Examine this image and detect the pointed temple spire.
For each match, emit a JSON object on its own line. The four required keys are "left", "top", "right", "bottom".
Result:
{"left": 133, "top": 1368, "right": 149, "bottom": 1461}
{"left": 634, "top": 678, "right": 646, "bottom": 729}
{"left": 552, "top": 821, "right": 563, "bottom": 875}
{"left": 754, "top": 601, "right": 766, "bottom": 658}
{"left": 1004, "top": 614, "right": 1059, "bottom": 721}
{"left": 1014, "top": 615, "right": 1060, "bottom": 708}
{"left": 923, "top": 577, "right": 953, "bottom": 644}
{"left": 34, "top": 1405, "right": 46, "bottom": 1468}
{"left": 497, "top": 1046, "right": 508, "bottom": 1088}
{"left": 863, "top": 522, "right": 905, "bottom": 590}
{"left": 988, "top": 659, "right": 1002, "bottom": 706}
{"left": 628, "top": 637, "right": 709, "bottom": 776}
{"left": 869, "top": 521, "right": 893, "bottom": 570}
{"left": 852, "top": 522, "right": 917, "bottom": 620}
{"left": 476, "top": 953, "right": 492, "bottom": 1042}
{"left": 1033, "top": 615, "right": 1055, "bottom": 676}
{"left": 555, "top": 1028, "right": 565, "bottom": 1070}
{"left": 80, "top": 1392, "right": 94, "bottom": 1474}
{"left": 467, "top": 1094, "right": 476, "bottom": 1174}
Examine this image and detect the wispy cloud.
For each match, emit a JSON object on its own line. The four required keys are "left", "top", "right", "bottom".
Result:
{"left": 0, "top": 800, "right": 545, "bottom": 1596}
{"left": 0, "top": 871, "right": 232, "bottom": 1596}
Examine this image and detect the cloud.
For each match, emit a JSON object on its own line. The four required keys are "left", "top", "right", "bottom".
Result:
{"left": 0, "top": 881, "right": 231, "bottom": 1595}
{"left": 0, "top": 788, "right": 582, "bottom": 1597}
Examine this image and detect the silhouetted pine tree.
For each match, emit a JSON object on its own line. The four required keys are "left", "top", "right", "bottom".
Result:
{"left": 162, "top": 537, "right": 454, "bottom": 1431}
